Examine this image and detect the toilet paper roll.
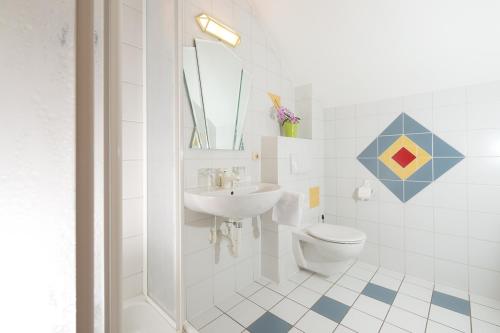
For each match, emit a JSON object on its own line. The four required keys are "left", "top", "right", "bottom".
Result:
{"left": 357, "top": 186, "right": 372, "bottom": 200}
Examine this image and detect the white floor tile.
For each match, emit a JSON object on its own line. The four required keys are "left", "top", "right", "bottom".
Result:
{"left": 470, "top": 294, "right": 500, "bottom": 310}
{"left": 326, "top": 285, "right": 360, "bottom": 306}
{"left": 190, "top": 307, "right": 223, "bottom": 330}
{"left": 434, "top": 284, "right": 469, "bottom": 300}
{"left": 399, "top": 281, "right": 433, "bottom": 302}
{"left": 354, "top": 261, "right": 378, "bottom": 273}
{"left": 471, "top": 302, "right": 500, "bottom": 326}
{"left": 341, "top": 308, "right": 383, "bottom": 333}
{"left": 288, "top": 328, "right": 304, "bottom": 333}
{"left": 227, "top": 299, "right": 266, "bottom": 327}
{"left": 289, "top": 269, "right": 313, "bottom": 284}
{"left": 288, "top": 286, "right": 323, "bottom": 308}
{"left": 471, "top": 318, "right": 500, "bottom": 333}
{"left": 371, "top": 272, "right": 402, "bottom": 290}
{"left": 295, "top": 310, "right": 339, "bottom": 333}
{"left": 428, "top": 305, "right": 471, "bottom": 332}
{"left": 378, "top": 268, "right": 404, "bottom": 280}
{"left": 302, "top": 274, "right": 333, "bottom": 294}
{"left": 393, "top": 293, "right": 430, "bottom": 317}
{"left": 200, "top": 314, "right": 244, "bottom": 333}
{"left": 426, "top": 320, "right": 462, "bottom": 332}
{"left": 267, "top": 278, "right": 299, "bottom": 295}
{"left": 380, "top": 322, "right": 408, "bottom": 333}
{"left": 248, "top": 287, "right": 283, "bottom": 310}
{"left": 334, "top": 325, "right": 356, "bottom": 332}
{"left": 255, "top": 276, "right": 272, "bottom": 286}
{"left": 386, "top": 307, "right": 427, "bottom": 333}
{"left": 353, "top": 295, "right": 390, "bottom": 319}
{"left": 237, "top": 282, "right": 263, "bottom": 298}
{"left": 270, "top": 298, "right": 308, "bottom": 325}
{"left": 216, "top": 293, "right": 245, "bottom": 312}
{"left": 326, "top": 271, "right": 344, "bottom": 283}
{"left": 337, "top": 274, "right": 368, "bottom": 293}
{"left": 347, "top": 265, "right": 376, "bottom": 281}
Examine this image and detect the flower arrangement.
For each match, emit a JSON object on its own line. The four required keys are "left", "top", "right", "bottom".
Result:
{"left": 275, "top": 106, "right": 300, "bottom": 137}
{"left": 276, "top": 106, "right": 300, "bottom": 125}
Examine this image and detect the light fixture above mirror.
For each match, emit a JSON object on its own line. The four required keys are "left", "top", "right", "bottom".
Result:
{"left": 196, "top": 14, "right": 241, "bottom": 47}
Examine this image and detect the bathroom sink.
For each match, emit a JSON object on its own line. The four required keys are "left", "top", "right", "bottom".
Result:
{"left": 184, "top": 183, "right": 283, "bottom": 219}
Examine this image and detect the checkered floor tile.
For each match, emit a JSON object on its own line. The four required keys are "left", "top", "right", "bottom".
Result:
{"left": 190, "top": 261, "right": 500, "bottom": 332}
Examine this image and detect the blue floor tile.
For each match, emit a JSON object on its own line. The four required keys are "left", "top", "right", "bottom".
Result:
{"left": 431, "top": 291, "right": 471, "bottom": 316}
{"left": 247, "top": 312, "right": 292, "bottom": 333}
{"left": 362, "top": 283, "right": 397, "bottom": 305}
{"left": 311, "top": 296, "right": 350, "bottom": 323}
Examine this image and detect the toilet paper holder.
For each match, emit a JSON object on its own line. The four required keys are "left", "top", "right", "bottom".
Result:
{"left": 356, "top": 180, "right": 374, "bottom": 201}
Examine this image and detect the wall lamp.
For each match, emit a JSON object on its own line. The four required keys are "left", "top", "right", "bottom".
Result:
{"left": 195, "top": 14, "right": 241, "bottom": 47}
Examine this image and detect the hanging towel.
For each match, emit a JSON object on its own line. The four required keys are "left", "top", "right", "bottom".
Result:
{"left": 272, "top": 191, "right": 305, "bottom": 227}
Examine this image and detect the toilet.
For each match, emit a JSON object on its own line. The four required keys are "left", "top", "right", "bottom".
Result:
{"left": 292, "top": 223, "right": 367, "bottom": 276}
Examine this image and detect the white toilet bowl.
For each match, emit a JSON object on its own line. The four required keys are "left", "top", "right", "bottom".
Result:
{"left": 292, "top": 223, "right": 367, "bottom": 276}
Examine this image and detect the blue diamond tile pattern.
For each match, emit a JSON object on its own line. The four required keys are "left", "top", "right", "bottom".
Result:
{"left": 357, "top": 113, "right": 465, "bottom": 202}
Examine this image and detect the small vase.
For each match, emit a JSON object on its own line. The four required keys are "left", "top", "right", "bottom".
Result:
{"left": 282, "top": 121, "right": 299, "bottom": 138}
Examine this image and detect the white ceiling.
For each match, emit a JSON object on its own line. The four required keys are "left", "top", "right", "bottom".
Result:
{"left": 252, "top": 0, "right": 500, "bottom": 107}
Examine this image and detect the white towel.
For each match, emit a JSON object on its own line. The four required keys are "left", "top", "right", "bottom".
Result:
{"left": 272, "top": 191, "right": 305, "bottom": 227}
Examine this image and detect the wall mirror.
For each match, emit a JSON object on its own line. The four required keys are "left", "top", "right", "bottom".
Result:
{"left": 184, "top": 39, "right": 251, "bottom": 150}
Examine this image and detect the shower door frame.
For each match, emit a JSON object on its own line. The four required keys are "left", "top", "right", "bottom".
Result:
{"left": 103, "top": 0, "right": 184, "bottom": 332}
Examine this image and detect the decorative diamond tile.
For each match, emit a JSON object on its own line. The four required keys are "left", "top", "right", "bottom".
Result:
{"left": 392, "top": 147, "right": 416, "bottom": 168}
{"left": 357, "top": 113, "right": 464, "bottom": 202}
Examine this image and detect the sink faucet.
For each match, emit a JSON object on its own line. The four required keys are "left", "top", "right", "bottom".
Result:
{"left": 220, "top": 169, "right": 240, "bottom": 189}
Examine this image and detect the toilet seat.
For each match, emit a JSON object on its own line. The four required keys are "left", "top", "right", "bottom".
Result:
{"left": 305, "top": 224, "right": 366, "bottom": 244}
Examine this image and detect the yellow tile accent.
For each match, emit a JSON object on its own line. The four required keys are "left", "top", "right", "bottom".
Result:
{"left": 309, "top": 187, "right": 320, "bottom": 208}
{"left": 378, "top": 135, "right": 432, "bottom": 180}
{"left": 268, "top": 92, "right": 281, "bottom": 109}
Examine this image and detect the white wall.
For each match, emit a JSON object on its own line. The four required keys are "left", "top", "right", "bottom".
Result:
{"left": 0, "top": 1, "right": 76, "bottom": 332}
{"left": 252, "top": 0, "right": 500, "bottom": 107}
{"left": 182, "top": 0, "right": 296, "bottom": 321}
{"left": 261, "top": 136, "right": 325, "bottom": 282}
{"left": 324, "top": 80, "right": 500, "bottom": 300}
{"left": 120, "top": 0, "right": 145, "bottom": 299}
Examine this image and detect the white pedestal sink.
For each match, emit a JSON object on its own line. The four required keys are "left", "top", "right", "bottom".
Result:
{"left": 184, "top": 183, "right": 283, "bottom": 219}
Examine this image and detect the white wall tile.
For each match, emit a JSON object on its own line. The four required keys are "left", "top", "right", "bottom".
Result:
{"left": 469, "top": 267, "right": 500, "bottom": 300}
{"left": 433, "top": 87, "right": 466, "bottom": 107}
{"left": 326, "top": 81, "right": 500, "bottom": 299}
{"left": 122, "top": 4, "right": 143, "bottom": 47}
{"left": 122, "top": 121, "right": 143, "bottom": 160}
{"left": 469, "top": 184, "right": 500, "bottom": 214}
{"left": 468, "top": 157, "right": 500, "bottom": 185}
{"left": 435, "top": 259, "right": 469, "bottom": 291}
{"left": 122, "top": 235, "right": 143, "bottom": 277}
{"left": 467, "top": 102, "right": 500, "bottom": 130}
{"left": 435, "top": 234, "right": 467, "bottom": 264}
{"left": 405, "top": 228, "right": 434, "bottom": 257}
{"left": 468, "top": 130, "right": 500, "bottom": 156}
{"left": 434, "top": 208, "right": 467, "bottom": 237}
{"left": 122, "top": 160, "right": 143, "bottom": 199}
{"left": 123, "top": 198, "right": 143, "bottom": 238}
{"left": 469, "top": 239, "right": 500, "bottom": 271}
{"left": 122, "top": 82, "right": 143, "bottom": 122}
{"left": 469, "top": 211, "right": 500, "bottom": 242}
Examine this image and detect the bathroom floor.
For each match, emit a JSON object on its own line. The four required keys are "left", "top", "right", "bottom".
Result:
{"left": 190, "top": 261, "right": 500, "bottom": 333}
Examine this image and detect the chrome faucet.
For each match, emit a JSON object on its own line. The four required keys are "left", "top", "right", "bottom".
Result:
{"left": 220, "top": 169, "right": 240, "bottom": 189}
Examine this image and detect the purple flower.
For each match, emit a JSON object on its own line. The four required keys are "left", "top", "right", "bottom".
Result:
{"left": 275, "top": 106, "right": 300, "bottom": 125}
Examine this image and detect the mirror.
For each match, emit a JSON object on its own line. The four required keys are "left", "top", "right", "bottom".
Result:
{"left": 184, "top": 39, "right": 251, "bottom": 150}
